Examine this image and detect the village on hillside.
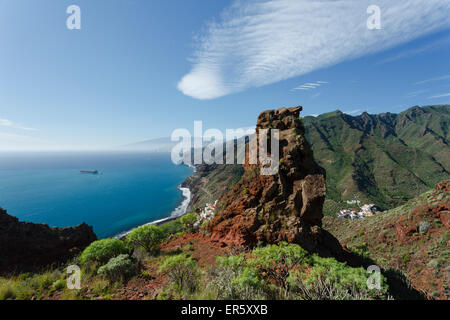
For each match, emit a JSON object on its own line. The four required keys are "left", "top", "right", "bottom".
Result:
{"left": 192, "top": 199, "right": 380, "bottom": 224}
{"left": 194, "top": 200, "right": 218, "bottom": 228}
{"left": 338, "top": 202, "right": 379, "bottom": 220}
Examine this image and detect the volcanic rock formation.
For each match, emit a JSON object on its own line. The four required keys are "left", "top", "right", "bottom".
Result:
{"left": 0, "top": 208, "right": 97, "bottom": 274}
{"left": 209, "top": 106, "right": 346, "bottom": 256}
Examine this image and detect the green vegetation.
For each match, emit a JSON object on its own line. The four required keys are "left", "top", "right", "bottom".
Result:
{"left": 80, "top": 238, "right": 128, "bottom": 266}
{"left": 160, "top": 220, "right": 183, "bottom": 235}
{"left": 180, "top": 213, "right": 197, "bottom": 233}
{"left": 301, "top": 105, "right": 449, "bottom": 215}
{"left": 126, "top": 224, "right": 165, "bottom": 253}
{"left": 204, "top": 242, "right": 388, "bottom": 300}
{"left": 159, "top": 253, "right": 199, "bottom": 297}
{"left": 0, "top": 234, "right": 391, "bottom": 300}
{"left": 247, "top": 243, "right": 311, "bottom": 297}
{"left": 288, "top": 255, "right": 388, "bottom": 300}
{"left": 98, "top": 254, "right": 135, "bottom": 282}
{"left": 0, "top": 271, "right": 63, "bottom": 300}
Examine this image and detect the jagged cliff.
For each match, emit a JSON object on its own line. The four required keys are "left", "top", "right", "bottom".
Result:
{"left": 208, "top": 106, "right": 350, "bottom": 258}
{"left": 0, "top": 208, "right": 97, "bottom": 274}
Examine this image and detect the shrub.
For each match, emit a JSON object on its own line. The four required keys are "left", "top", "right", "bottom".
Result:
{"left": 288, "top": 255, "right": 389, "bottom": 300}
{"left": 0, "top": 282, "right": 15, "bottom": 300}
{"left": 126, "top": 225, "right": 165, "bottom": 254}
{"left": 160, "top": 220, "right": 183, "bottom": 235}
{"left": 159, "top": 253, "right": 199, "bottom": 295}
{"left": 180, "top": 213, "right": 197, "bottom": 233}
{"left": 80, "top": 239, "right": 127, "bottom": 266}
{"left": 98, "top": 254, "right": 135, "bottom": 282}
{"left": 51, "top": 279, "right": 66, "bottom": 291}
{"left": 247, "top": 242, "right": 310, "bottom": 298}
{"left": 231, "top": 267, "right": 266, "bottom": 300}
{"left": 419, "top": 221, "right": 432, "bottom": 233}
{"left": 211, "top": 255, "right": 267, "bottom": 300}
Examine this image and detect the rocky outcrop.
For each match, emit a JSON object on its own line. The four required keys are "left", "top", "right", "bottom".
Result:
{"left": 0, "top": 208, "right": 97, "bottom": 274}
{"left": 209, "top": 106, "right": 346, "bottom": 257}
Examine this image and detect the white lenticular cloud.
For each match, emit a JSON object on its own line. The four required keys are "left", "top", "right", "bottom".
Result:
{"left": 177, "top": 0, "right": 450, "bottom": 100}
{"left": 292, "top": 81, "right": 328, "bottom": 91}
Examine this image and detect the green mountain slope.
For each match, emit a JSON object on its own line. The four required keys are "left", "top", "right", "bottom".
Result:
{"left": 302, "top": 105, "right": 450, "bottom": 215}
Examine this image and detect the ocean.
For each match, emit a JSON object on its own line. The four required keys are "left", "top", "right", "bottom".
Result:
{"left": 0, "top": 151, "right": 193, "bottom": 238}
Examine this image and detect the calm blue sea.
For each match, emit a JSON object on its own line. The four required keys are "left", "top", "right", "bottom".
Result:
{"left": 0, "top": 152, "right": 192, "bottom": 238}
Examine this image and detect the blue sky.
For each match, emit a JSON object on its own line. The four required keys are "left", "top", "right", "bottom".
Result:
{"left": 0, "top": 0, "right": 449, "bottom": 150}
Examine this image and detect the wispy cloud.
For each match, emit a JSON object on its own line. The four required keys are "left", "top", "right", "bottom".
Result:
{"left": 378, "top": 35, "right": 450, "bottom": 65}
{"left": 291, "top": 81, "right": 328, "bottom": 92}
{"left": 178, "top": 0, "right": 450, "bottom": 100}
{"left": 416, "top": 74, "right": 450, "bottom": 85}
{"left": 428, "top": 92, "right": 450, "bottom": 99}
{"left": 405, "top": 89, "right": 428, "bottom": 98}
{"left": 0, "top": 118, "right": 38, "bottom": 131}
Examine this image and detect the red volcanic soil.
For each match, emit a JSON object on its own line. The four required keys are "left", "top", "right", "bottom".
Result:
{"left": 324, "top": 180, "right": 450, "bottom": 300}
{"left": 114, "top": 234, "right": 230, "bottom": 300}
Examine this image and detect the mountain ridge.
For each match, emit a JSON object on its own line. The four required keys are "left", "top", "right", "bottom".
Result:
{"left": 302, "top": 105, "right": 449, "bottom": 214}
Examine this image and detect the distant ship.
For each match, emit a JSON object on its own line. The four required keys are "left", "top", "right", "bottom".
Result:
{"left": 80, "top": 170, "right": 99, "bottom": 174}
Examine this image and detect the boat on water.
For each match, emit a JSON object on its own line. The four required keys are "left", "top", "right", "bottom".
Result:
{"left": 80, "top": 170, "right": 99, "bottom": 174}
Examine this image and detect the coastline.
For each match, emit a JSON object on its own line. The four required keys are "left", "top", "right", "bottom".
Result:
{"left": 114, "top": 164, "right": 196, "bottom": 240}
{"left": 115, "top": 186, "right": 191, "bottom": 240}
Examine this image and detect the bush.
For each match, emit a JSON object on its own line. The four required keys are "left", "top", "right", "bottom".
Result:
{"left": 126, "top": 225, "right": 165, "bottom": 254}
{"left": 180, "top": 213, "right": 197, "bottom": 233}
{"left": 232, "top": 267, "right": 266, "bottom": 300}
{"left": 287, "top": 255, "right": 389, "bottom": 300}
{"left": 247, "top": 242, "right": 310, "bottom": 298}
{"left": 51, "top": 279, "right": 66, "bottom": 291}
{"left": 160, "top": 220, "right": 183, "bottom": 235}
{"left": 209, "top": 242, "right": 389, "bottom": 300}
{"left": 419, "top": 221, "right": 431, "bottom": 233}
{"left": 200, "top": 221, "right": 210, "bottom": 236}
{"left": 159, "top": 253, "right": 199, "bottom": 296}
{"left": 98, "top": 254, "right": 135, "bottom": 282}
{"left": 0, "top": 282, "right": 15, "bottom": 300}
{"left": 80, "top": 239, "right": 127, "bottom": 266}
{"left": 211, "top": 255, "right": 267, "bottom": 300}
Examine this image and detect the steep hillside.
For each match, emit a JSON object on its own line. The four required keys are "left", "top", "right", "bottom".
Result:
{"left": 182, "top": 164, "right": 244, "bottom": 211}
{"left": 324, "top": 180, "right": 449, "bottom": 300}
{"left": 303, "top": 105, "right": 449, "bottom": 215}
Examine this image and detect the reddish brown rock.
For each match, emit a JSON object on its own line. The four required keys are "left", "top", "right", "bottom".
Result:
{"left": 209, "top": 106, "right": 345, "bottom": 257}
{"left": 439, "top": 211, "right": 450, "bottom": 230}
{"left": 0, "top": 207, "right": 97, "bottom": 274}
{"left": 395, "top": 220, "right": 418, "bottom": 243}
